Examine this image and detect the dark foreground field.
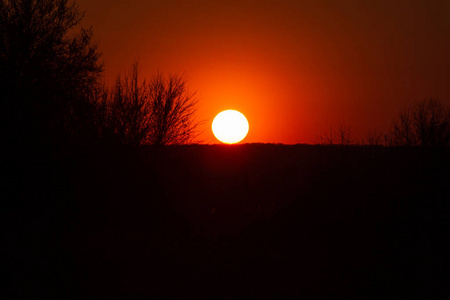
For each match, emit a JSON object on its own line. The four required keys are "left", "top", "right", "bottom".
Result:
{"left": 4, "top": 144, "right": 450, "bottom": 299}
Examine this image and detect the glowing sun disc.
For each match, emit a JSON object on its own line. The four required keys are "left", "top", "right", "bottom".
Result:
{"left": 212, "top": 110, "right": 249, "bottom": 144}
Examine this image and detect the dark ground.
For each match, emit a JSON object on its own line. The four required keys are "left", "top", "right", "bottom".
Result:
{"left": 4, "top": 144, "right": 450, "bottom": 299}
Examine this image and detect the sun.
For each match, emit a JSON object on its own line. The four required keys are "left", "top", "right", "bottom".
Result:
{"left": 212, "top": 110, "right": 249, "bottom": 144}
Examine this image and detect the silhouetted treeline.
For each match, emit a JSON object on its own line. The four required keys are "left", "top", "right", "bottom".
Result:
{"left": 315, "top": 99, "right": 450, "bottom": 147}
{"left": 389, "top": 98, "right": 450, "bottom": 146}
{"left": 3, "top": 1, "right": 448, "bottom": 152}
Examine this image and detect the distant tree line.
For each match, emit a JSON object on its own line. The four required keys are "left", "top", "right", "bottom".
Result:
{"left": 315, "top": 98, "right": 450, "bottom": 147}
{"left": 2, "top": 0, "right": 199, "bottom": 150}
{"left": 389, "top": 99, "right": 450, "bottom": 147}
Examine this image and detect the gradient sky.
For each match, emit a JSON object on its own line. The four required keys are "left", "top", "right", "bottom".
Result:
{"left": 77, "top": 0, "right": 450, "bottom": 144}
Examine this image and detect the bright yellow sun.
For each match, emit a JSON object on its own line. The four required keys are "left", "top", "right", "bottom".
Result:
{"left": 212, "top": 110, "right": 249, "bottom": 144}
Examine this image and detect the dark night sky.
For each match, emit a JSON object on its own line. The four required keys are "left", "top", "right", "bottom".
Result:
{"left": 77, "top": 0, "right": 450, "bottom": 144}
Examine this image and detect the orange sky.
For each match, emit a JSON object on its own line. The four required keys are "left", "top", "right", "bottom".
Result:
{"left": 77, "top": 0, "right": 450, "bottom": 144}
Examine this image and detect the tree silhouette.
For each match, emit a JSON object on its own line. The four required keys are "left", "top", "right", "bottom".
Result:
{"left": 147, "top": 72, "right": 200, "bottom": 145}
{"left": 324, "top": 125, "right": 335, "bottom": 145}
{"left": 100, "top": 63, "right": 200, "bottom": 146}
{"left": 336, "top": 124, "right": 353, "bottom": 145}
{"left": 390, "top": 99, "right": 450, "bottom": 147}
{"left": 1, "top": 0, "right": 103, "bottom": 144}
{"left": 103, "top": 63, "right": 153, "bottom": 146}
